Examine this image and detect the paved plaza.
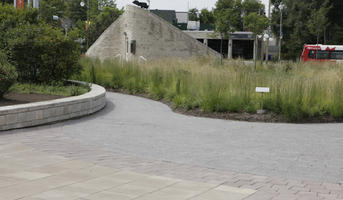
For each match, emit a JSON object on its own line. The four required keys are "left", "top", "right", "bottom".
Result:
{"left": 1, "top": 92, "right": 343, "bottom": 200}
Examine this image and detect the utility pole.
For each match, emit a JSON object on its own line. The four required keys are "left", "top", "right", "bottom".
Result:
{"left": 265, "top": 0, "right": 271, "bottom": 63}
{"left": 278, "top": 4, "right": 284, "bottom": 62}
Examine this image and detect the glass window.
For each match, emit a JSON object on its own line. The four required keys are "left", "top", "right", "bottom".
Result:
{"left": 308, "top": 50, "right": 315, "bottom": 59}
{"left": 330, "top": 51, "right": 343, "bottom": 60}
{"left": 317, "top": 51, "right": 330, "bottom": 59}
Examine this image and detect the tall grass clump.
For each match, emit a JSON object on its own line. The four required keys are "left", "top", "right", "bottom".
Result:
{"left": 79, "top": 57, "right": 343, "bottom": 122}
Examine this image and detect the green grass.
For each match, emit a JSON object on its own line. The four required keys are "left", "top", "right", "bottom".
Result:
{"left": 8, "top": 82, "right": 90, "bottom": 97}
{"left": 78, "top": 57, "right": 343, "bottom": 121}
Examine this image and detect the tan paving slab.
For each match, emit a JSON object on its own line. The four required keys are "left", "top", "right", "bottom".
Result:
{"left": 32, "top": 185, "right": 96, "bottom": 200}
{"left": 0, "top": 143, "right": 256, "bottom": 200}
{"left": 69, "top": 176, "right": 131, "bottom": 191}
{"left": 0, "top": 176, "right": 27, "bottom": 188}
{"left": 81, "top": 191, "right": 133, "bottom": 200}
{"left": 2, "top": 171, "right": 51, "bottom": 181}
{"left": 0, "top": 143, "right": 33, "bottom": 155}
{"left": 107, "top": 183, "right": 161, "bottom": 197}
{"left": 190, "top": 185, "right": 256, "bottom": 200}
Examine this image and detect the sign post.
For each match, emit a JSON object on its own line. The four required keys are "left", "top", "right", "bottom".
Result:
{"left": 256, "top": 87, "right": 270, "bottom": 114}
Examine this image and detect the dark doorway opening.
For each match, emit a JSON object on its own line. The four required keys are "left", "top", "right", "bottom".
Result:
{"left": 208, "top": 39, "right": 228, "bottom": 58}
{"left": 232, "top": 40, "right": 254, "bottom": 59}
{"left": 197, "top": 39, "right": 204, "bottom": 43}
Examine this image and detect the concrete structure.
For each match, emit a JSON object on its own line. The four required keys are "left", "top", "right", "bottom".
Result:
{"left": 0, "top": 82, "right": 106, "bottom": 131}
{"left": 86, "top": 5, "right": 220, "bottom": 61}
{"left": 184, "top": 30, "right": 259, "bottom": 60}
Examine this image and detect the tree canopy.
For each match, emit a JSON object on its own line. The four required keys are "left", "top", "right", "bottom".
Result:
{"left": 271, "top": 0, "right": 341, "bottom": 60}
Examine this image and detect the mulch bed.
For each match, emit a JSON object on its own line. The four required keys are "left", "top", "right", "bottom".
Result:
{"left": 0, "top": 93, "right": 63, "bottom": 107}
{"left": 107, "top": 88, "right": 343, "bottom": 123}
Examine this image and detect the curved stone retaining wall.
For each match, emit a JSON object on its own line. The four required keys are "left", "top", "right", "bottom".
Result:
{"left": 0, "top": 82, "right": 106, "bottom": 131}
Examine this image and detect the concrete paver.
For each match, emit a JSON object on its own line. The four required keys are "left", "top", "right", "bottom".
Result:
{"left": 1, "top": 92, "right": 343, "bottom": 199}
{"left": 0, "top": 143, "right": 256, "bottom": 200}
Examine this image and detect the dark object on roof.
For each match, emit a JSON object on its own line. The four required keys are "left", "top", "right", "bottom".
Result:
{"left": 132, "top": 0, "right": 149, "bottom": 9}
{"left": 150, "top": 10, "right": 177, "bottom": 24}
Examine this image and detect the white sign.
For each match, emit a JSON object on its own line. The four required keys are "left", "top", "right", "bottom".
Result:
{"left": 256, "top": 87, "right": 270, "bottom": 93}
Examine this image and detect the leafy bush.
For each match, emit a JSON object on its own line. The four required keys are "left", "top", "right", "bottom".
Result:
{"left": 0, "top": 4, "right": 39, "bottom": 52}
{"left": 0, "top": 52, "right": 17, "bottom": 98}
{"left": 7, "top": 23, "right": 81, "bottom": 84}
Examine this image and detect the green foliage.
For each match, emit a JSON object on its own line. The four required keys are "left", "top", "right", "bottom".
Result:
{"left": 0, "top": 4, "right": 40, "bottom": 51}
{"left": 79, "top": 58, "right": 343, "bottom": 122}
{"left": 0, "top": 52, "right": 17, "bottom": 98}
{"left": 242, "top": 0, "right": 265, "bottom": 15}
{"left": 88, "top": 6, "right": 123, "bottom": 46}
{"left": 7, "top": 23, "right": 81, "bottom": 84}
{"left": 188, "top": 8, "right": 199, "bottom": 21}
{"left": 307, "top": 0, "right": 331, "bottom": 44}
{"left": 214, "top": 0, "right": 243, "bottom": 37}
{"left": 199, "top": 8, "right": 215, "bottom": 29}
{"left": 214, "top": 0, "right": 265, "bottom": 38}
{"left": 271, "top": 0, "right": 342, "bottom": 60}
{"left": 243, "top": 12, "right": 268, "bottom": 35}
{"left": 8, "top": 83, "right": 90, "bottom": 97}
{"left": 39, "top": 0, "right": 68, "bottom": 25}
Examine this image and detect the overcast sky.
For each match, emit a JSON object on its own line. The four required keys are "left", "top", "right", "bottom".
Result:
{"left": 116, "top": 0, "right": 270, "bottom": 12}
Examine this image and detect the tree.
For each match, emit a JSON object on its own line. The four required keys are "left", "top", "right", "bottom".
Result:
{"left": 189, "top": 8, "right": 199, "bottom": 21}
{"left": 307, "top": 0, "right": 331, "bottom": 44}
{"left": 199, "top": 8, "right": 215, "bottom": 27}
{"left": 242, "top": 0, "right": 265, "bottom": 15}
{"left": 243, "top": 12, "right": 268, "bottom": 68}
{"left": 39, "top": 0, "right": 68, "bottom": 25}
{"left": 214, "top": 0, "right": 243, "bottom": 31}
{"left": 88, "top": 6, "right": 122, "bottom": 46}
{"left": 98, "top": 0, "right": 116, "bottom": 9}
{"left": 270, "top": 0, "right": 337, "bottom": 60}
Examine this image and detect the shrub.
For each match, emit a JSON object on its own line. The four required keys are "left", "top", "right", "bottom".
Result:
{"left": 7, "top": 23, "right": 81, "bottom": 84}
{"left": 0, "top": 52, "right": 17, "bottom": 98}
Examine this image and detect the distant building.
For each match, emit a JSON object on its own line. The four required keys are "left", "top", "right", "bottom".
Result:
{"left": 150, "top": 10, "right": 177, "bottom": 25}
{"left": 14, "top": 0, "right": 39, "bottom": 8}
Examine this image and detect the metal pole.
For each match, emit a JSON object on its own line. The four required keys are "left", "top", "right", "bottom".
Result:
{"left": 279, "top": 8, "right": 282, "bottom": 62}
{"left": 254, "top": 35, "right": 257, "bottom": 71}
{"left": 261, "top": 34, "right": 264, "bottom": 64}
{"left": 86, "top": 0, "right": 90, "bottom": 50}
{"left": 265, "top": 0, "right": 271, "bottom": 63}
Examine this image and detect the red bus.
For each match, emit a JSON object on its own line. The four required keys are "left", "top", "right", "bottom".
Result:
{"left": 301, "top": 44, "right": 343, "bottom": 63}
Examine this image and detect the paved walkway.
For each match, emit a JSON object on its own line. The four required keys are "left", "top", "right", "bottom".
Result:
{"left": 0, "top": 143, "right": 256, "bottom": 200}
{"left": 1, "top": 92, "right": 343, "bottom": 200}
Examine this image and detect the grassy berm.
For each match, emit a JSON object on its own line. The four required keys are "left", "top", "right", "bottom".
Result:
{"left": 79, "top": 57, "right": 343, "bottom": 122}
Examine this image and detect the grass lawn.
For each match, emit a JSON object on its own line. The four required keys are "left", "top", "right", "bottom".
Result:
{"left": 79, "top": 57, "right": 343, "bottom": 122}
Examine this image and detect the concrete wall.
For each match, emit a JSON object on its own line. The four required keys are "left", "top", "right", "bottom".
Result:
{"left": 0, "top": 82, "right": 106, "bottom": 131}
{"left": 86, "top": 5, "right": 220, "bottom": 61}
{"left": 86, "top": 14, "right": 126, "bottom": 60}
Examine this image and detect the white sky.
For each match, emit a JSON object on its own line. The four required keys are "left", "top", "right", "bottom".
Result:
{"left": 116, "top": 0, "right": 270, "bottom": 12}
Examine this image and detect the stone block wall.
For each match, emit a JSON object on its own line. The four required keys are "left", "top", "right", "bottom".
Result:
{"left": 0, "top": 83, "right": 106, "bottom": 131}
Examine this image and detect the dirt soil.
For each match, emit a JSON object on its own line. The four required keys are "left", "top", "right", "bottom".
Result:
{"left": 0, "top": 93, "right": 63, "bottom": 107}
{"left": 108, "top": 88, "right": 343, "bottom": 123}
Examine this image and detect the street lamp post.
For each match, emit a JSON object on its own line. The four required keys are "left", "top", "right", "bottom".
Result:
{"left": 265, "top": 0, "right": 271, "bottom": 63}
{"left": 80, "top": 0, "right": 90, "bottom": 50}
{"left": 279, "top": 4, "right": 284, "bottom": 63}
